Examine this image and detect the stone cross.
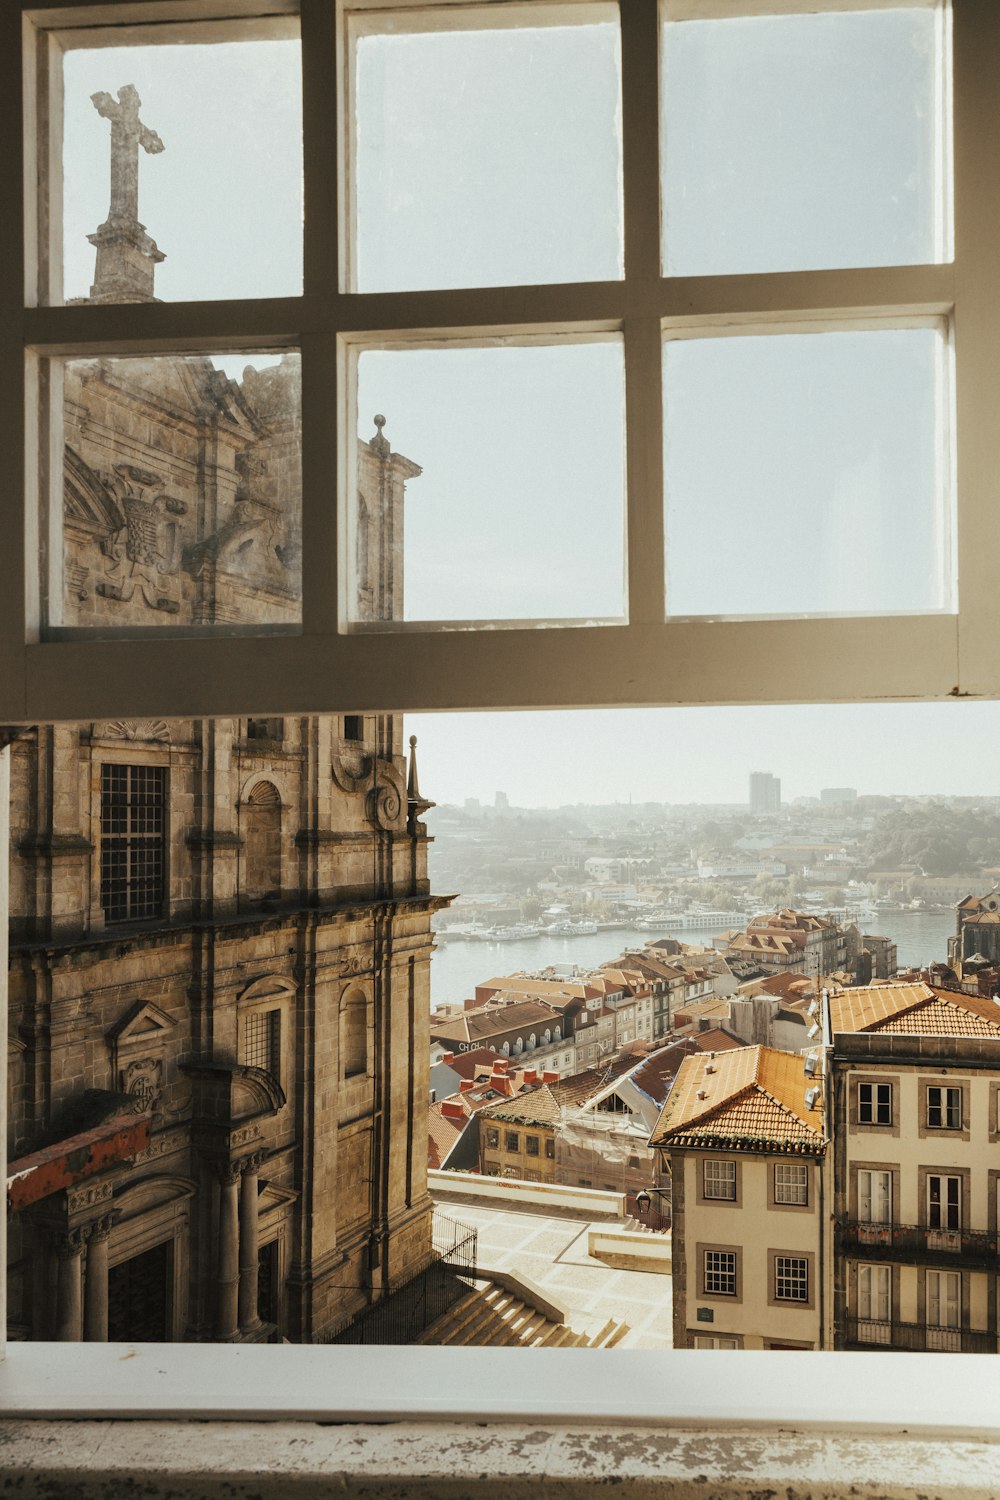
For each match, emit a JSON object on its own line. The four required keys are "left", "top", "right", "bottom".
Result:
{"left": 91, "top": 84, "right": 164, "bottom": 224}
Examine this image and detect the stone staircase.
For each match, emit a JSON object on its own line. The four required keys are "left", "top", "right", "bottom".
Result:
{"left": 414, "top": 1279, "right": 631, "bottom": 1349}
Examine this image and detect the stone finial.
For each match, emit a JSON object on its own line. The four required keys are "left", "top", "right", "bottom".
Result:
{"left": 406, "top": 734, "right": 434, "bottom": 835}
{"left": 371, "top": 413, "right": 390, "bottom": 459}
{"left": 87, "top": 83, "right": 166, "bottom": 303}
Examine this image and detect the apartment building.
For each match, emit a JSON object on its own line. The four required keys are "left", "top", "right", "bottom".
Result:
{"left": 651, "top": 1045, "right": 829, "bottom": 1350}
{"left": 830, "top": 982, "right": 1000, "bottom": 1353}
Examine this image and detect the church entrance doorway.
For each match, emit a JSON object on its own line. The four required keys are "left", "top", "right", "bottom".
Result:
{"left": 108, "top": 1239, "right": 171, "bottom": 1340}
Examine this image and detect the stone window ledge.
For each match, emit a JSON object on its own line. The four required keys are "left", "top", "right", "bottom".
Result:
{"left": 1, "top": 1416, "right": 999, "bottom": 1499}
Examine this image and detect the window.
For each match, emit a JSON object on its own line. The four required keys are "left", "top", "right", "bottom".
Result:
{"left": 928, "top": 1174, "right": 961, "bottom": 1231}
{"left": 774, "top": 1256, "right": 809, "bottom": 1303}
{"left": 703, "top": 1160, "right": 737, "bottom": 1201}
{"left": 246, "top": 719, "right": 283, "bottom": 741}
{"left": 100, "top": 763, "right": 166, "bottom": 923}
{"left": 505, "top": 1131, "right": 519, "bottom": 1153}
{"left": 774, "top": 1162, "right": 809, "bottom": 1206}
{"left": 927, "top": 1085, "right": 963, "bottom": 1130}
{"left": 523, "top": 1168, "right": 542, "bottom": 1183}
{"left": 926, "top": 1269, "right": 961, "bottom": 1350}
{"left": 243, "top": 1009, "right": 280, "bottom": 1084}
{"left": 857, "top": 1264, "right": 891, "bottom": 1342}
{"left": 694, "top": 1336, "right": 739, "bottom": 1350}
{"left": 545, "top": 1139, "right": 556, "bottom": 1160}
{"left": 484, "top": 1161, "right": 500, "bottom": 1177}
{"left": 858, "top": 1169, "right": 892, "bottom": 1225}
{"left": 525, "top": 1135, "right": 540, "bottom": 1157}
{"left": 703, "top": 1250, "right": 737, "bottom": 1297}
{"left": 343, "top": 715, "right": 364, "bottom": 742}
{"left": 858, "top": 1082, "right": 893, "bottom": 1126}
{"left": 485, "top": 1128, "right": 499, "bottom": 1150}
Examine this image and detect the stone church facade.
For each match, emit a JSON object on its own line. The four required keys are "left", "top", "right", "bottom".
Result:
{"left": 6, "top": 85, "right": 439, "bottom": 1343}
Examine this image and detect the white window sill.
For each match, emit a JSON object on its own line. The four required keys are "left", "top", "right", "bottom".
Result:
{"left": 0, "top": 1344, "right": 998, "bottom": 1435}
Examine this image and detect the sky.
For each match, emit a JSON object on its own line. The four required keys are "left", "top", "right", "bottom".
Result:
{"left": 406, "top": 699, "right": 1000, "bottom": 809}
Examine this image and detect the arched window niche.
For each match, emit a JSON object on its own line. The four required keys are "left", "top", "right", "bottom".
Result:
{"left": 242, "top": 780, "right": 282, "bottom": 906}
{"left": 340, "top": 985, "right": 368, "bottom": 1079}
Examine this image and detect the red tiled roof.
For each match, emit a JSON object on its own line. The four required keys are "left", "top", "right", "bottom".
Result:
{"left": 650, "top": 1045, "right": 825, "bottom": 1153}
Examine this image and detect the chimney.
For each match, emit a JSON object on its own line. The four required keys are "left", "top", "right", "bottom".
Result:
{"left": 459, "top": 1079, "right": 475, "bottom": 1093}
{"left": 442, "top": 1052, "right": 455, "bottom": 1066}
{"left": 441, "top": 1100, "right": 466, "bottom": 1120}
{"left": 542, "top": 1070, "right": 559, "bottom": 1083}
{"left": 493, "top": 1059, "right": 509, "bottom": 1074}
{"left": 524, "top": 1069, "right": 538, "bottom": 1085}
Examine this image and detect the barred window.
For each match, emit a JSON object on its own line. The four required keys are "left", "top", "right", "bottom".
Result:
{"left": 484, "top": 1161, "right": 500, "bottom": 1177}
{"left": 703, "top": 1160, "right": 737, "bottom": 1200}
{"left": 100, "top": 764, "right": 166, "bottom": 923}
{"left": 927, "top": 1085, "right": 962, "bottom": 1129}
{"left": 244, "top": 1009, "right": 281, "bottom": 1084}
{"left": 505, "top": 1131, "right": 519, "bottom": 1153}
{"left": 703, "top": 1250, "right": 737, "bottom": 1297}
{"left": 858, "top": 1081, "right": 892, "bottom": 1125}
{"left": 525, "top": 1135, "right": 540, "bottom": 1157}
{"left": 775, "top": 1256, "right": 809, "bottom": 1303}
{"left": 774, "top": 1162, "right": 809, "bottom": 1206}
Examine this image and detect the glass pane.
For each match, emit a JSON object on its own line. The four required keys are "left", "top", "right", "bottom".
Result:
{"left": 60, "top": 32, "right": 302, "bottom": 304}
{"left": 351, "top": 340, "right": 625, "bottom": 624}
{"left": 350, "top": 9, "right": 622, "bottom": 291}
{"left": 51, "top": 351, "right": 301, "bottom": 631}
{"left": 663, "top": 325, "right": 950, "bottom": 619}
{"left": 662, "top": 6, "right": 946, "bottom": 276}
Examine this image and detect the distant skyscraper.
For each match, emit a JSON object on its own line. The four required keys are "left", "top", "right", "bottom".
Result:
{"left": 749, "top": 771, "right": 781, "bottom": 815}
{"left": 495, "top": 790, "right": 509, "bottom": 811}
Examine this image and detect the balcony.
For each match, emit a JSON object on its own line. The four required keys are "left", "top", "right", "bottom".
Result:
{"left": 840, "top": 1221, "right": 999, "bottom": 1269}
{"left": 846, "top": 1318, "right": 996, "bottom": 1353}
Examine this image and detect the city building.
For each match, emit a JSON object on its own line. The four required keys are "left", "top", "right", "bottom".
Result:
{"left": 829, "top": 982, "right": 1000, "bottom": 1353}
{"left": 650, "top": 1044, "right": 829, "bottom": 1350}
{"left": 948, "top": 887, "right": 1000, "bottom": 973}
{"left": 820, "top": 788, "right": 858, "bottom": 806}
{"left": 748, "top": 772, "right": 781, "bottom": 816}
{"left": 726, "top": 909, "right": 857, "bottom": 980}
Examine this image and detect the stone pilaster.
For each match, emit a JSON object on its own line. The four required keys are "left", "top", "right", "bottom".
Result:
{"left": 238, "top": 1151, "right": 265, "bottom": 1333}
{"left": 84, "top": 1213, "right": 116, "bottom": 1342}
{"left": 55, "top": 1228, "right": 86, "bottom": 1341}
{"left": 216, "top": 1161, "right": 242, "bottom": 1340}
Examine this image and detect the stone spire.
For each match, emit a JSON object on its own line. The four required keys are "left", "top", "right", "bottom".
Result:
{"left": 87, "top": 84, "right": 166, "bottom": 304}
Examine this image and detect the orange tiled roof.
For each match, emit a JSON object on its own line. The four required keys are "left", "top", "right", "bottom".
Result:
{"left": 650, "top": 1045, "right": 825, "bottom": 1152}
{"left": 829, "top": 982, "right": 1000, "bottom": 1037}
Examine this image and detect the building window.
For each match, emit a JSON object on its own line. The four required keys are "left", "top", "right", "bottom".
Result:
{"left": 525, "top": 1135, "right": 539, "bottom": 1157}
{"left": 246, "top": 718, "right": 283, "bottom": 741}
{"left": 486, "top": 1128, "right": 499, "bottom": 1150}
{"left": 505, "top": 1131, "right": 519, "bottom": 1152}
{"left": 484, "top": 1161, "right": 500, "bottom": 1177}
{"left": 926, "top": 1270, "right": 961, "bottom": 1350}
{"left": 545, "top": 1139, "right": 555, "bottom": 1160}
{"left": 694, "top": 1336, "right": 739, "bottom": 1350}
{"left": 524, "top": 1168, "right": 541, "bottom": 1183}
{"left": 857, "top": 1263, "right": 891, "bottom": 1340}
{"left": 341, "top": 988, "right": 367, "bottom": 1078}
{"left": 703, "top": 1160, "right": 737, "bottom": 1201}
{"left": 100, "top": 763, "right": 166, "bottom": 923}
{"left": 774, "top": 1162, "right": 809, "bottom": 1206}
{"left": 858, "top": 1169, "right": 892, "bottom": 1224}
{"left": 502, "top": 1166, "right": 519, "bottom": 1179}
{"left": 858, "top": 1081, "right": 892, "bottom": 1125}
{"left": 244, "top": 1008, "right": 281, "bottom": 1084}
{"left": 703, "top": 1250, "right": 737, "bottom": 1297}
{"left": 926, "top": 1085, "right": 962, "bottom": 1130}
{"left": 774, "top": 1256, "right": 809, "bottom": 1303}
{"left": 343, "top": 715, "right": 363, "bottom": 742}
{"left": 928, "top": 1174, "right": 961, "bottom": 1231}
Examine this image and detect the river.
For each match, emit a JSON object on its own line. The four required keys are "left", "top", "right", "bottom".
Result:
{"left": 429, "top": 910, "right": 958, "bottom": 1011}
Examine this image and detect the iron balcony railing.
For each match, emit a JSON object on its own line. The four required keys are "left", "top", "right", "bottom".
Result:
{"left": 846, "top": 1318, "right": 996, "bottom": 1353}
{"left": 841, "top": 1221, "right": 999, "bottom": 1263}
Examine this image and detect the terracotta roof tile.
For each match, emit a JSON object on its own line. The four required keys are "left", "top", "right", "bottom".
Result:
{"left": 650, "top": 1045, "right": 825, "bottom": 1152}
{"left": 830, "top": 982, "right": 1000, "bottom": 1037}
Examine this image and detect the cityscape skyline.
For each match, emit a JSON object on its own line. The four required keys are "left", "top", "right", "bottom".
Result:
{"left": 408, "top": 699, "right": 1000, "bottom": 809}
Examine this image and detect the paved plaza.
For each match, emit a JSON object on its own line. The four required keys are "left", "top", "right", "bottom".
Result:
{"left": 432, "top": 1200, "right": 673, "bottom": 1349}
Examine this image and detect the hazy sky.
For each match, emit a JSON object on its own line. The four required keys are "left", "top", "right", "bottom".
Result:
{"left": 407, "top": 699, "right": 1000, "bottom": 809}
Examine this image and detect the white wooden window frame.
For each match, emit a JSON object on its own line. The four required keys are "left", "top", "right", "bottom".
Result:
{"left": 2, "top": 0, "right": 1000, "bottom": 1440}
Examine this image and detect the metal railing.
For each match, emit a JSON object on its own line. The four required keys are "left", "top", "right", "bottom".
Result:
{"left": 324, "top": 1217, "right": 478, "bottom": 1346}
{"left": 846, "top": 1318, "right": 996, "bottom": 1353}
{"left": 841, "top": 1221, "right": 999, "bottom": 1263}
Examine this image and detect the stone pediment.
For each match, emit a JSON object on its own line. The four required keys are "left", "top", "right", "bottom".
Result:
{"left": 180, "top": 1060, "right": 286, "bottom": 1127}
{"left": 107, "top": 999, "right": 178, "bottom": 1051}
{"left": 64, "top": 446, "right": 125, "bottom": 535}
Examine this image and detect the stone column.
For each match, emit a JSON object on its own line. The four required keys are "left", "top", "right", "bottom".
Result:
{"left": 216, "top": 1161, "right": 241, "bottom": 1340}
{"left": 238, "top": 1152, "right": 264, "bottom": 1333}
{"left": 84, "top": 1214, "right": 116, "bottom": 1342}
{"left": 55, "top": 1230, "right": 86, "bottom": 1341}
